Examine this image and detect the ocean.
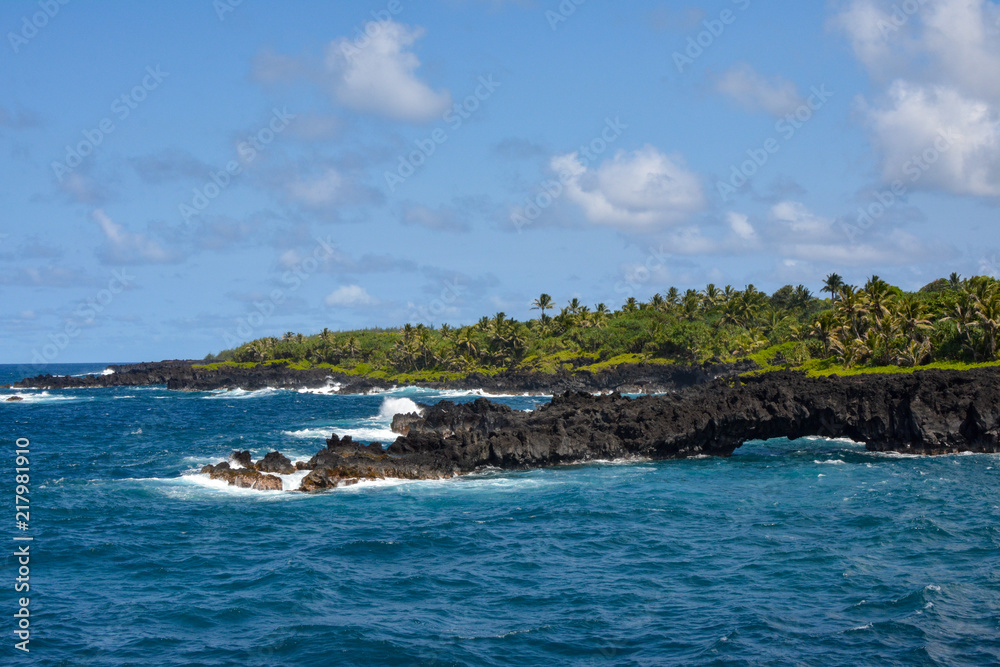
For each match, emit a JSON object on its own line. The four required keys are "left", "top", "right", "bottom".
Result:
{"left": 2, "top": 363, "right": 999, "bottom": 666}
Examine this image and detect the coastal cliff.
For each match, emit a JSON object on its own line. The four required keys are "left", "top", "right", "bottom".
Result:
{"left": 199, "top": 367, "right": 1000, "bottom": 491}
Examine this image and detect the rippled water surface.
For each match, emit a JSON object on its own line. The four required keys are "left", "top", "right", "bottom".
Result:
{"left": 3, "top": 364, "right": 999, "bottom": 666}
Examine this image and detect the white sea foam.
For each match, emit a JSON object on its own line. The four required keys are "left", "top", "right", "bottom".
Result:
{"left": 800, "top": 436, "right": 865, "bottom": 446}
{"left": 363, "top": 385, "right": 545, "bottom": 400}
{"left": 202, "top": 387, "right": 281, "bottom": 400}
{"left": 378, "top": 396, "right": 422, "bottom": 420}
{"left": 1, "top": 391, "right": 85, "bottom": 404}
{"left": 285, "top": 425, "right": 397, "bottom": 443}
{"left": 429, "top": 388, "right": 547, "bottom": 399}
{"left": 297, "top": 381, "right": 342, "bottom": 395}
{"left": 287, "top": 396, "right": 422, "bottom": 443}
{"left": 69, "top": 367, "right": 116, "bottom": 377}
{"left": 814, "top": 459, "right": 847, "bottom": 465}
{"left": 169, "top": 474, "right": 293, "bottom": 497}
{"left": 284, "top": 427, "right": 333, "bottom": 440}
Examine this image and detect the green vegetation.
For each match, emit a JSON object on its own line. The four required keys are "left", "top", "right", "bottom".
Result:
{"left": 203, "top": 274, "right": 1000, "bottom": 379}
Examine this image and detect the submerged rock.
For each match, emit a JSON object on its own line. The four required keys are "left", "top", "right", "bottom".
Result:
{"left": 208, "top": 468, "right": 284, "bottom": 491}
{"left": 5, "top": 396, "right": 23, "bottom": 402}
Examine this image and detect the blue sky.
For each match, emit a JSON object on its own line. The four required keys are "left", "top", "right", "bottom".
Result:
{"left": 2, "top": 0, "right": 999, "bottom": 363}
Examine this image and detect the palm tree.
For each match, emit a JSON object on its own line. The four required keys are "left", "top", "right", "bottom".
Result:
{"left": 344, "top": 336, "right": 360, "bottom": 360}
{"left": 681, "top": 289, "right": 701, "bottom": 320}
{"left": 822, "top": 273, "right": 845, "bottom": 303}
{"left": 531, "top": 294, "right": 554, "bottom": 321}
{"left": 810, "top": 312, "right": 836, "bottom": 354}
{"left": 703, "top": 284, "right": 721, "bottom": 309}
{"left": 593, "top": 303, "right": 610, "bottom": 329}
{"left": 836, "top": 285, "right": 867, "bottom": 338}
{"left": 792, "top": 285, "right": 813, "bottom": 310}
{"left": 457, "top": 328, "right": 479, "bottom": 360}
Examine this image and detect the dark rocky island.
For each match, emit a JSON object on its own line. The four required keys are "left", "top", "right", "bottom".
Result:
{"left": 196, "top": 367, "right": 1000, "bottom": 492}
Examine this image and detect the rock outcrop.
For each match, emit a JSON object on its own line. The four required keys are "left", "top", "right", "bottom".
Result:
{"left": 12, "top": 359, "right": 755, "bottom": 395}
{"left": 255, "top": 451, "right": 295, "bottom": 474}
{"left": 295, "top": 368, "right": 1000, "bottom": 491}
{"left": 200, "top": 463, "right": 284, "bottom": 491}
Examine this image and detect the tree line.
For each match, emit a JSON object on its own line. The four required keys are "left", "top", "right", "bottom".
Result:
{"left": 206, "top": 273, "right": 1000, "bottom": 375}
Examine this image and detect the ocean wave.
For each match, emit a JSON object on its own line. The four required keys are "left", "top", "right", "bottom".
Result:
{"left": 284, "top": 396, "right": 421, "bottom": 444}
{"left": 800, "top": 436, "right": 865, "bottom": 446}
{"left": 202, "top": 387, "right": 282, "bottom": 400}
{"left": 378, "top": 396, "right": 422, "bottom": 420}
{"left": 815, "top": 459, "right": 847, "bottom": 465}
{"left": 1, "top": 391, "right": 87, "bottom": 404}
{"left": 284, "top": 425, "right": 396, "bottom": 444}
{"left": 363, "top": 385, "right": 546, "bottom": 400}
{"left": 297, "top": 381, "right": 342, "bottom": 395}
{"left": 71, "top": 368, "right": 116, "bottom": 377}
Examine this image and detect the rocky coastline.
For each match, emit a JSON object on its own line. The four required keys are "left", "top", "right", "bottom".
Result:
{"left": 196, "top": 367, "right": 1000, "bottom": 492}
{"left": 9, "top": 359, "right": 756, "bottom": 395}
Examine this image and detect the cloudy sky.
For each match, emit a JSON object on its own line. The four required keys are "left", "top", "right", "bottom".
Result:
{"left": 2, "top": 0, "right": 1000, "bottom": 363}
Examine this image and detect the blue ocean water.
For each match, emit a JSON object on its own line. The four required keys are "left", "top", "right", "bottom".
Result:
{"left": 2, "top": 363, "right": 999, "bottom": 666}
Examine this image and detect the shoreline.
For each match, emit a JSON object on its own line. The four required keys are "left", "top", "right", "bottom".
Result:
{"left": 8, "top": 358, "right": 758, "bottom": 395}
{"left": 194, "top": 367, "right": 1000, "bottom": 492}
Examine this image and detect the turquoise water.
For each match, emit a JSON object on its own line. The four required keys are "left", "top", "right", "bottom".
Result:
{"left": 2, "top": 363, "right": 999, "bottom": 666}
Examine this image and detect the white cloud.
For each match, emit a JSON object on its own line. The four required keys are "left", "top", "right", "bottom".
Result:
{"left": 551, "top": 145, "right": 705, "bottom": 229}
{"left": 93, "top": 209, "right": 171, "bottom": 264}
{"left": 836, "top": 0, "right": 1000, "bottom": 197}
{"left": 714, "top": 63, "right": 803, "bottom": 116}
{"left": 286, "top": 169, "right": 344, "bottom": 208}
{"left": 325, "top": 285, "right": 375, "bottom": 307}
{"left": 727, "top": 211, "right": 756, "bottom": 240}
{"left": 324, "top": 20, "right": 451, "bottom": 123}
{"left": 868, "top": 82, "right": 1000, "bottom": 196}
{"left": 762, "top": 200, "right": 935, "bottom": 266}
